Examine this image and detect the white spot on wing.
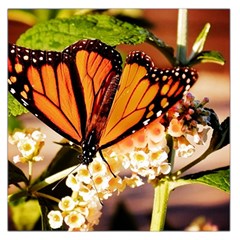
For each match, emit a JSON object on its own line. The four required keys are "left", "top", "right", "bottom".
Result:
{"left": 10, "top": 88, "right": 16, "bottom": 94}
{"left": 21, "top": 99, "right": 29, "bottom": 106}
{"left": 23, "top": 55, "right": 29, "bottom": 61}
{"left": 143, "top": 119, "right": 150, "bottom": 126}
{"left": 156, "top": 110, "right": 162, "bottom": 117}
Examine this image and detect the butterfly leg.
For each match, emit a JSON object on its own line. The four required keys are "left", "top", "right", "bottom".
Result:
{"left": 99, "top": 149, "right": 116, "bottom": 178}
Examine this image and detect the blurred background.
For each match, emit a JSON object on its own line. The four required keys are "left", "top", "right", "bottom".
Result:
{"left": 8, "top": 9, "right": 230, "bottom": 230}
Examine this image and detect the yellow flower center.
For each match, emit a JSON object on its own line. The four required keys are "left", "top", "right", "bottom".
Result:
{"left": 54, "top": 215, "right": 61, "bottom": 222}
{"left": 135, "top": 153, "right": 145, "bottom": 161}
{"left": 22, "top": 143, "right": 33, "bottom": 151}
{"left": 70, "top": 215, "right": 78, "bottom": 223}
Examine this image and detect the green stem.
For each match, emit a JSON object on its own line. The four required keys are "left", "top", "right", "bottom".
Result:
{"left": 166, "top": 135, "right": 175, "bottom": 172}
{"left": 176, "top": 9, "right": 188, "bottom": 65}
{"left": 30, "top": 165, "right": 79, "bottom": 192}
{"left": 150, "top": 179, "right": 171, "bottom": 231}
{"left": 28, "top": 161, "right": 33, "bottom": 184}
{"left": 33, "top": 191, "right": 60, "bottom": 203}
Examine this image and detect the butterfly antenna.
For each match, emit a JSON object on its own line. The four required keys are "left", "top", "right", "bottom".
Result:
{"left": 51, "top": 164, "right": 80, "bottom": 191}
{"left": 99, "top": 150, "right": 116, "bottom": 178}
{"left": 87, "top": 165, "right": 104, "bottom": 206}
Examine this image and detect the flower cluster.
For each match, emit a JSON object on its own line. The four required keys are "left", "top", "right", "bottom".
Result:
{"left": 47, "top": 194, "right": 102, "bottom": 231}
{"left": 47, "top": 120, "right": 172, "bottom": 230}
{"left": 11, "top": 94, "right": 211, "bottom": 231}
{"left": 47, "top": 93, "right": 212, "bottom": 230}
{"left": 164, "top": 92, "right": 211, "bottom": 158}
{"left": 111, "top": 120, "right": 171, "bottom": 181}
{"left": 9, "top": 128, "right": 46, "bottom": 163}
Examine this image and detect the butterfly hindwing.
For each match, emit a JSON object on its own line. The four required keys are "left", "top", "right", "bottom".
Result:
{"left": 100, "top": 51, "right": 198, "bottom": 148}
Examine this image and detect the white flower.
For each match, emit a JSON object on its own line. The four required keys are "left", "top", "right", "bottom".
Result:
{"left": 59, "top": 196, "right": 76, "bottom": 211}
{"left": 149, "top": 150, "right": 168, "bottom": 167}
{"left": 76, "top": 165, "right": 91, "bottom": 184}
{"left": 146, "top": 121, "right": 165, "bottom": 143}
{"left": 148, "top": 138, "right": 167, "bottom": 152}
{"left": 88, "top": 157, "right": 108, "bottom": 176}
{"left": 66, "top": 174, "right": 81, "bottom": 192}
{"left": 64, "top": 211, "right": 85, "bottom": 229}
{"left": 168, "top": 119, "right": 184, "bottom": 137}
{"left": 8, "top": 131, "right": 26, "bottom": 144}
{"left": 9, "top": 128, "right": 45, "bottom": 163}
{"left": 176, "top": 136, "right": 195, "bottom": 158}
{"left": 92, "top": 174, "right": 110, "bottom": 192}
{"left": 123, "top": 174, "right": 144, "bottom": 188}
{"left": 47, "top": 210, "right": 63, "bottom": 229}
{"left": 32, "top": 155, "right": 44, "bottom": 162}
{"left": 31, "top": 130, "right": 46, "bottom": 141}
{"left": 78, "top": 185, "right": 96, "bottom": 202}
{"left": 160, "top": 162, "right": 171, "bottom": 175}
{"left": 17, "top": 137, "right": 36, "bottom": 158}
{"left": 129, "top": 150, "right": 149, "bottom": 171}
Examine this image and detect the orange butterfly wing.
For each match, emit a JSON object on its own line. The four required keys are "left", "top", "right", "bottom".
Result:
{"left": 100, "top": 51, "right": 198, "bottom": 148}
{"left": 8, "top": 40, "right": 122, "bottom": 145}
{"left": 8, "top": 39, "right": 198, "bottom": 165}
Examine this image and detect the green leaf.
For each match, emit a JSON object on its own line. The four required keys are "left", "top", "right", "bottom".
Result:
{"left": 146, "top": 31, "right": 175, "bottom": 66}
{"left": 188, "top": 22, "right": 225, "bottom": 66}
{"left": 8, "top": 93, "right": 28, "bottom": 117}
{"left": 189, "top": 23, "right": 211, "bottom": 60}
{"left": 9, "top": 199, "right": 41, "bottom": 230}
{"left": 8, "top": 191, "right": 29, "bottom": 205}
{"left": 181, "top": 166, "right": 230, "bottom": 192}
{"left": 208, "top": 115, "right": 230, "bottom": 152}
{"left": 188, "top": 50, "right": 225, "bottom": 66}
{"left": 8, "top": 115, "right": 24, "bottom": 132}
{"left": 37, "top": 197, "right": 56, "bottom": 230}
{"left": 17, "top": 14, "right": 149, "bottom": 50}
{"left": 8, "top": 160, "right": 29, "bottom": 186}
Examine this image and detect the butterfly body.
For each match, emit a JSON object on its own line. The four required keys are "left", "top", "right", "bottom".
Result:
{"left": 8, "top": 39, "right": 198, "bottom": 166}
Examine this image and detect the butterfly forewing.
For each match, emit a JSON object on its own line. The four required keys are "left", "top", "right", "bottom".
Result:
{"left": 8, "top": 43, "right": 85, "bottom": 144}
{"left": 100, "top": 51, "right": 198, "bottom": 148}
{"left": 8, "top": 39, "right": 123, "bottom": 146}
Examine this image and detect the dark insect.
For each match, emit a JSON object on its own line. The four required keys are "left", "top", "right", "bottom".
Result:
{"left": 8, "top": 39, "right": 198, "bottom": 167}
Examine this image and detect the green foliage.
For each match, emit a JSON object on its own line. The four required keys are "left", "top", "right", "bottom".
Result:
{"left": 8, "top": 160, "right": 28, "bottom": 186}
{"left": 207, "top": 115, "right": 230, "bottom": 152}
{"left": 8, "top": 115, "right": 24, "bottom": 132}
{"left": 17, "top": 14, "right": 149, "bottom": 50}
{"left": 182, "top": 167, "right": 230, "bottom": 192}
{"left": 188, "top": 23, "right": 225, "bottom": 66}
{"left": 8, "top": 93, "right": 28, "bottom": 117}
{"left": 9, "top": 199, "right": 41, "bottom": 230}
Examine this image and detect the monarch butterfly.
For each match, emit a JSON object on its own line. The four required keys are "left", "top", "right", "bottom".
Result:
{"left": 8, "top": 39, "right": 198, "bottom": 167}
